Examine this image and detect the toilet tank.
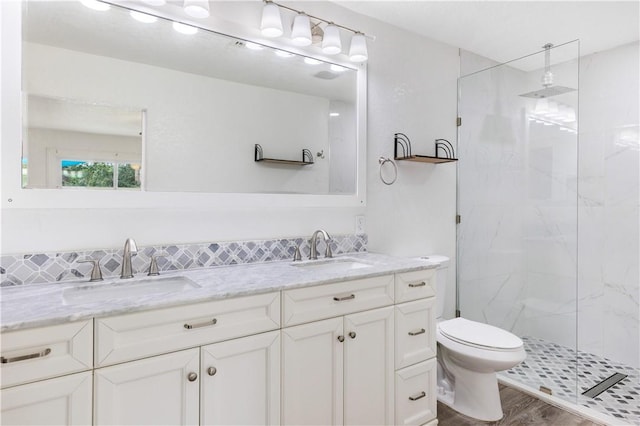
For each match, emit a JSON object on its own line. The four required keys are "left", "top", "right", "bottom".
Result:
{"left": 420, "top": 255, "right": 449, "bottom": 319}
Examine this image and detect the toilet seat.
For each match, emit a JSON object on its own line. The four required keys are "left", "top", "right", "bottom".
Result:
{"left": 438, "top": 318, "right": 523, "bottom": 351}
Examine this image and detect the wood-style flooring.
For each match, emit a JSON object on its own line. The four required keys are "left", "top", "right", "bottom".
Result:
{"left": 437, "top": 384, "right": 603, "bottom": 425}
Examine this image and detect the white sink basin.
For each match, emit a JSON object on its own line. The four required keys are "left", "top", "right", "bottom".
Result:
{"left": 63, "top": 276, "right": 200, "bottom": 305}
{"left": 292, "top": 258, "right": 373, "bottom": 273}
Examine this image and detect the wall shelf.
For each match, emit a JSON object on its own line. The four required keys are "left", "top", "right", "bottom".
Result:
{"left": 395, "top": 155, "right": 457, "bottom": 164}
{"left": 254, "top": 144, "right": 314, "bottom": 166}
{"left": 394, "top": 133, "right": 457, "bottom": 163}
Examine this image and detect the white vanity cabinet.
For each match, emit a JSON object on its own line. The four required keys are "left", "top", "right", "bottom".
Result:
{"left": 94, "top": 330, "right": 281, "bottom": 425}
{"left": 281, "top": 275, "right": 395, "bottom": 426}
{"left": 0, "top": 320, "right": 94, "bottom": 426}
{"left": 93, "top": 292, "right": 281, "bottom": 426}
{"left": 393, "top": 270, "right": 438, "bottom": 426}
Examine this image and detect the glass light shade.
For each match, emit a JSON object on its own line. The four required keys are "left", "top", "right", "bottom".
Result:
{"left": 80, "top": 0, "right": 110, "bottom": 11}
{"left": 172, "top": 22, "right": 198, "bottom": 35}
{"left": 322, "top": 24, "right": 342, "bottom": 55}
{"left": 348, "top": 33, "right": 368, "bottom": 62}
{"left": 261, "top": 2, "right": 283, "bottom": 38}
{"left": 130, "top": 10, "right": 158, "bottom": 23}
{"left": 184, "top": 0, "right": 210, "bottom": 18}
{"left": 291, "top": 14, "right": 312, "bottom": 46}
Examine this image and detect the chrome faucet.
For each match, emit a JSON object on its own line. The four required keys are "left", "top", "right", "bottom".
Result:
{"left": 309, "top": 230, "right": 333, "bottom": 260}
{"left": 120, "top": 238, "right": 138, "bottom": 279}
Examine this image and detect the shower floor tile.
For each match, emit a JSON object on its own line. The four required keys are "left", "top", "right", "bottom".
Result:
{"left": 502, "top": 336, "right": 640, "bottom": 425}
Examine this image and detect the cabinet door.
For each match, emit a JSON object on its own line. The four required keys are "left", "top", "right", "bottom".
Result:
{"left": 282, "top": 317, "right": 343, "bottom": 426}
{"left": 201, "top": 330, "right": 280, "bottom": 425}
{"left": 344, "top": 306, "right": 395, "bottom": 426}
{"left": 94, "top": 348, "right": 200, "bottom": 425}
{"left": 1, "top": 371, "right": 92, "bottom": 426}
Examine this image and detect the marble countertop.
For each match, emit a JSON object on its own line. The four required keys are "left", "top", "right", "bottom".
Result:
{"left": 0, "top": 252, "right": 437, "bottom": 332}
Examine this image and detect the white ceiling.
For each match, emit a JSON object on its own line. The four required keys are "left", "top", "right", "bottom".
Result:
{"left": 337, "top": 1, "right": 639, "bottom": 70}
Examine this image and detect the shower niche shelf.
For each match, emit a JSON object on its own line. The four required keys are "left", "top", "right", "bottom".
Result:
{"left": 394, "top": 133, "right": 457, "bottom": 164}
{"left": 254, "top": 144, "right": 314, "bottom": 166}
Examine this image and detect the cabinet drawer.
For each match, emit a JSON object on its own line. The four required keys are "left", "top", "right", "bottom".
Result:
{"left": 0, "top": 320, "right": 93, "bottom": 388}
{"left": 395, "top": 358, "right": 437, "bottom": 426}
{"left": 282, "top": 275, "right": 394, "bottom": 327}
{"left": 395, "top": 269, "right": 436, "bottom": 303}
{"left": 95, "top": 292, "right": 280, "bottom": 366}
{"left": 395, "top": 298, "right": 436, "bottom": 370}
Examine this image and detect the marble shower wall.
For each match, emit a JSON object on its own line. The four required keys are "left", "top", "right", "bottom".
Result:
{"left": 459, "top": 42, "right": 639, "bottom": 369}
{"left": 576, "top": 42, "right": 639, "bottom": 368}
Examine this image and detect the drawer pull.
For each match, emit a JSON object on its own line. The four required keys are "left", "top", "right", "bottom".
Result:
{"left": 408, "top": 328, "right": 426, "bottom": 336}
{"left": 184, "top": 318, "right": 217, "bottom": 330}
{"left": 1, "top": 348, "right": 51, "bottom": 364}
{"left": 333, "top": 294, "right": 355, "bottom": 302}
{"left": 408, "top": 281, "right": 426, "bottom": 288}
{"left": 409, "top": 391, "right": 426, "bottom": 401}
{"left": 207, "top": 367, "right": 217, "bottom": 376}
{"left": 187, "top": 372, "right": 198, "bottom": 382}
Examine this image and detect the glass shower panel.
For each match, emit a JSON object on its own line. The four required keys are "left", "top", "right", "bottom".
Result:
{"left": 457, "top": 42, "right": 579, "bottom": 402}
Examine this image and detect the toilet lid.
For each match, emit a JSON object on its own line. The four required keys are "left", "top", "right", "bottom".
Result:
{"left": 438, "top": 318, "right": 523, "bottom": 350}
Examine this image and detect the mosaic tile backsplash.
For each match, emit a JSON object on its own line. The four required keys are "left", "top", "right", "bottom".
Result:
{"left": 0, "top": 234, "right": 368, "bottom": 287}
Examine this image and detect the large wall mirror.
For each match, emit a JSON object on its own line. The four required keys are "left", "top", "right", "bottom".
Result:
{"left": 21, "top": 0, "right": 362, "bottom": 196}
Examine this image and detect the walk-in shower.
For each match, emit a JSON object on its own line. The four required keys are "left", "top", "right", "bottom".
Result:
{"left": 457, "top": 41, "right": 640, "bottom": 424}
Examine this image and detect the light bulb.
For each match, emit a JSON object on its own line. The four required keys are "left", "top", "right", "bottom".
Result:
{"left": 291, "top": 13, "right": 312, "bottom": 46}
{"left": 304, "top": 57, "right": 322, "bottom": 65}
{"left": 322, "top": 24, "right": 342, "bottom": 55}
{"left": 261, "top": 2, "right": 283, "bottom": 38}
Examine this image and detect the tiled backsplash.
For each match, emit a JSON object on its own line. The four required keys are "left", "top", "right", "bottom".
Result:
{"left": 0, "top": 234, "right": 368, "bottom": 287}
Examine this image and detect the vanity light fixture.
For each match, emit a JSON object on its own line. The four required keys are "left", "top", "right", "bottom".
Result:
{"left": 172, "top": 21, "right": 198, "bottom": 35}
{"left": 183, "top": 0, "right": 210, "bottom": 19}
{"left": 329, "top": 112, "right": 340, "bottom": 117}
{"left": 130, "top": 10, "right": 158, "bottom": 23}
{"left": 322, "top": 24, "right": 342, "bottom": 55}
{"left": 330, "top": 64, "right": 348, "bottom": 73}
{"left": 258, "top": 0, "right": 373, "bottom": 62}
{"left": 261, "top": 1, "right": 284, "bottom": 37}
{"left": 291, "top": 13, "right": 312, "bottom": 46}
{"left": 80, "top": 0, "right": 110, "bottom": 11}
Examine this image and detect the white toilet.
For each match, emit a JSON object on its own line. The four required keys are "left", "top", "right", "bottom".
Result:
{"left": 423, "top": 255, "right": 526, "bottom": 422}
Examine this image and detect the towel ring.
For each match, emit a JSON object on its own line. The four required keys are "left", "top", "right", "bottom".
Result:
{"left": 378, "top": 157, "right": 397, "bottom": 185}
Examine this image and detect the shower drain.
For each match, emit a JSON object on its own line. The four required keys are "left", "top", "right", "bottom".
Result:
{"left": 582, "top": 372, "right": 628, "bottom": 398}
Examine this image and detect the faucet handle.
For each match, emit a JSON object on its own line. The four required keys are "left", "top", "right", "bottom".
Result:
{"left": 292, "top": 245, "right": 302, "bottom": 262}
{"left": 147, "top": 255, "right": 165, "bottom": 276}
{"left": 78, "top": 259, "right": 104, "bottom": 282}
{"left": 325, "top": 240, "right": 333, "bottom": 258}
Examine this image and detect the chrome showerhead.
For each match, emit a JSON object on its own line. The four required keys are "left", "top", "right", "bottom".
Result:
{"left": 519, "top": 43, "right": 576, "bottom": 98}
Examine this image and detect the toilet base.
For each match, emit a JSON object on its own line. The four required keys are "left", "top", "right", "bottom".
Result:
{"left": 437, "top": 351, "right": 505, "bottom": 422}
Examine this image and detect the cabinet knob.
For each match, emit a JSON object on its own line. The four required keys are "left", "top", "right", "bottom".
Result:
{"left": 348, "top": 331, "right": 356, "bottom": 339}
{"left": 207, "top": 367, "right": 217, "bottom": 376}
{"left": 187, "top": 372, "right": 198, "bottom": 382}
{"left": 337, "top": 335, "right": 345, "bottom": 343}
